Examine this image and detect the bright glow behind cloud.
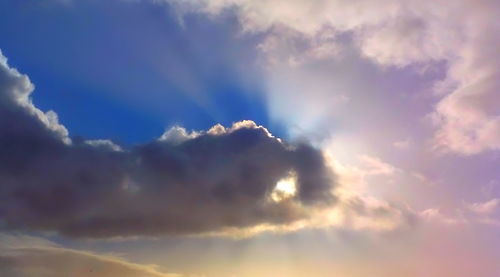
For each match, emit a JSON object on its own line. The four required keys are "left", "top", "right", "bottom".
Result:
{"left": 166, "top": 0, "right": 500, "bottom": 154}
{"left": 271, "top": 171, "right": 298, "bottom": 202}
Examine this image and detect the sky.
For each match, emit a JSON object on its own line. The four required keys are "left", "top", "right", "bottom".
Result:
{"left": 0, "top": 0, "right": 499, "bottom": 276}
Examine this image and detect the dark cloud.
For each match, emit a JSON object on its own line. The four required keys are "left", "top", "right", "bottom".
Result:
{"left": 0, "top": 51, "right": 335, "bottom": 238}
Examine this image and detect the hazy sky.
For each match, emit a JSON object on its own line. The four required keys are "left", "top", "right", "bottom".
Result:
{"left": 0, "top": 0, "right": 499, "bottom": 276}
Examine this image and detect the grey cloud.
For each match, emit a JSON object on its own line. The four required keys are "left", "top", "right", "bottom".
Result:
{"left": 0, "top": 51, "right": 335, "bottom": 238}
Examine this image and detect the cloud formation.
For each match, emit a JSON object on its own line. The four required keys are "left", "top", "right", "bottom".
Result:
{"left": 420, "top": 198, "right": 500, "bottom": 227}
{"left": 166, "top": 0, "right": 500, "bottom": 155}
{"left": 467, "top": 198, "right": 499, "bottom": 215}
{"left": 0, "top": 234, "right": 183, "bottom": 277}
{"left": 0, "top": 51, "right": 335, "bottom": 238}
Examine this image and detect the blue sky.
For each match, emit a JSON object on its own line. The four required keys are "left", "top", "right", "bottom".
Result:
{"left": 0, "top": 0, "right": 283, "bottom": 144}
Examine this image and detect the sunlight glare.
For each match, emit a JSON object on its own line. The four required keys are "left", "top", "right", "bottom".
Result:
{"left": 271, "top": 172, "right": 298, "bottom": 202}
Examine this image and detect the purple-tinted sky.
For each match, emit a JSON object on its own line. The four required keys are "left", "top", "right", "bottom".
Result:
{"left": 0, "top": 0, "right": 499, "bottom": 276}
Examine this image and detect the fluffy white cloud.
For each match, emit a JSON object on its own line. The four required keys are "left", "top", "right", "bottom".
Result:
{"left": 164, "top": 0, "right": 500, "bottom": 155}
{"left": 0, "top": 50, "right": 69, "bottom": 143}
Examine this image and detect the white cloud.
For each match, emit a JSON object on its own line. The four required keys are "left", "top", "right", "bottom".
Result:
{"left": 420, "top": 199, "right": 500, "bottom": 228}
{"left": 466, "top": 198, "right": 499, "bottom": 215}
{"left": 0, "top": 50, "right": 70, "bottom": 144}
{"left": 358, "top": 155, "right": 398, "bottom": 176}
{"left": 164, "top": 0, "right": 500, "bottom": 155}
{"left": 159, "top": 125, "right": 200, "bottom": 144}
{"left": 420, "top": 208, "right": 466, "bottom": 226}
{"left": 85, "top": 139, "right": 123, "bottom": 152}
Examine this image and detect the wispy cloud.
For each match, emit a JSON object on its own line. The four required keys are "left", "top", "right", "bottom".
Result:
{"left": 0, "top": 234, "right": 184, "bottom": 277}
{"left": 163, "top": 0, "right": 500, "bottom": 155}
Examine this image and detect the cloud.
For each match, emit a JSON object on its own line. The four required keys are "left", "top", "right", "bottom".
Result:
{"left": 0, "top": 50, "right": 417, "bottom": 239}
{"left": 393, "top": 138, "right": 411, "bottom": 150}
{"left": 466, "top": 198, "right": 499, "bottom": 215}
{"left": 420, "top": 208, "right": 466, "bottom": 226}
{"left": 326, "top": 195, "right": 417, "bottom": 232}
{"left": 203, "top": 194, "right": 417, "bottom": 239}
{"left": 358, "top": 155, "right": 399, "bottom": 176}
{"left": 0, "top": 234, "right": 183, "bottom": 277}
{"left": 465, "top": 199, "right": 500, "bottom": 226}
{"left": 0, "top": 50, "right": 335, "bottom": 238}
{"left": 315, "top": 152, "right": 418, "bottom": 234}
{"left": 164, "top": 0, "right": 500, "bottom": 155}
{"left": 420, "top": 199, "right": 500, "bottom": 228}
